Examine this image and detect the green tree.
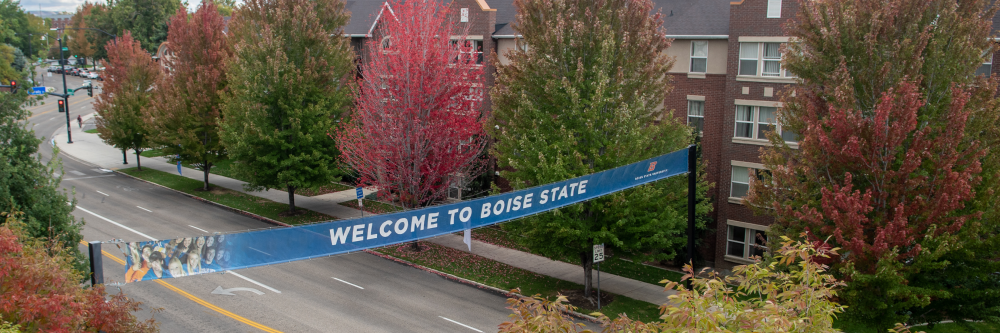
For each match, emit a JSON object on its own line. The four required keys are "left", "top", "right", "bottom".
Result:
{"left": 146, "top": 3, "right": 230, "bottom": 191}
{"left": 68, "top": 3, "right": 97, "bottom": 68}
{"left": 95, "top": 32, "right": 160, "bottom": 171}
{"left": 489, "top": 0, "right": 707, "bottom": 299}
{"left": 499, "top": 236, "right": 853, "bottom": 333}
{"left": 85, "top": 0, "right": 182, "bottom": 60}
{"left": 220, "top": 0, "right": 353, "bottom": 213}
{"left": 746, "top": 0, "right": 1000, "bottom": 329}
{"left": 0, "top": 75, "right": 83, "bottom": 268}
{"left": 0, "top": 44, "right": 19, "bottom": 82}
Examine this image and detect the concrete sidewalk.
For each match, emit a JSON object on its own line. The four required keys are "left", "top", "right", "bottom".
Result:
{"left": 55, "top": 117, "right": 677, "bottom": 306}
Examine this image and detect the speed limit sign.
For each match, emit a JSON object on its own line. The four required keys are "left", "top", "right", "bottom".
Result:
{"left": 593, "top": 244, "right": 605, "bottom": 263}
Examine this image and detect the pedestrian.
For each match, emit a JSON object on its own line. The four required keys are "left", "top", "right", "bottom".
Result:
{"left": 76, "top": 115, "right": 82, "bottom": 128}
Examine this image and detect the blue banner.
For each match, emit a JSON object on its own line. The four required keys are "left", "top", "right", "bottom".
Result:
{"left": 124, "top": 147, "right": 691, "bottom": 282}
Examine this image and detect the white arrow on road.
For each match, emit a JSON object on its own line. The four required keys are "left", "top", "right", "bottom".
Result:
{"left": 212, "top": 286, "right": 264, "bottom": 296}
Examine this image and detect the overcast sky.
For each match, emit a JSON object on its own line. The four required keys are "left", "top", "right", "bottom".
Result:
{"left": 20, "top": 0, "right": 202, "bottom": 15}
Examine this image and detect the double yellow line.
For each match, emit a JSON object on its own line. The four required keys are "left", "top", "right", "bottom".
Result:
{"left": 81, "top": 241, "right": 282, "bottom": 333}
{"left": 27, "top": 95, "right": 95, "bottom": 120}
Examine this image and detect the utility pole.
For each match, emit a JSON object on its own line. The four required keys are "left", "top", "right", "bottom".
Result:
{"left": 57, "top": 36, "right": 71, "bottom": 144}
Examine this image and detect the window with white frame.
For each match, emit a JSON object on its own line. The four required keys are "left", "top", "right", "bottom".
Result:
{"left": 766, "top": 0, "right": 782, "bottom": 18}
{"left": 690, "top": 41, "right": 708, "bottom": 73}
{"left": 731, "top": 165, "right": 769, "bottom": 198}
{"left": 727, "top": 225, "right": 768, "bottom": 259}
{"left": 739, "top": 42, "right": 793, "bottom": 78}
{"left": 688, "top": 100, "right": 704, "bottom": 133}
{"left": 977, "top": 52, "right": 993, "bottom": 78}
{"left": 734, "top": 105, "right": 798, "bottom": 141}
{"left": 450, "top": 40, "right": 484, "bottom": 64}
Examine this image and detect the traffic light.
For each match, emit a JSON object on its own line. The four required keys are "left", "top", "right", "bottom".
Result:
{"left": 9, "top": 80, "right": 16, "bottom": 94}
{"left": 87, "top": 85, "right": 93, "bottom": 97}
{"left": 57, "top": 99, "right": 65, "bottom": 112}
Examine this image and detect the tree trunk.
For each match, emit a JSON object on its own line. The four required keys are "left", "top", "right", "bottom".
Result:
{"left": 135, "top": 149, "right": 142, "bottom": 171}
{"left": 580, "top": 251, "right": 593, "bottom": 298}
{"left": 287, "top": 185, "right": 297, "bottom": 213}
{"left": 202, "top": 159, "right": 211, "bottom": 191}
{"left": 122, "top": 149, "right": 128, "bottom": 164}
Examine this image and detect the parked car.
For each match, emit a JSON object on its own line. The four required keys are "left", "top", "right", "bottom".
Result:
{"left": 87, "top": 72, "right": 100, "bottom": 80}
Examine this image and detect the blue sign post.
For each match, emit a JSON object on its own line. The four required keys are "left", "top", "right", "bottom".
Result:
{"left": 356, "top": 187, "right": 365, "bottom": 218}
{"left": 29, "top": 87, "right": 45, "bottom": 95}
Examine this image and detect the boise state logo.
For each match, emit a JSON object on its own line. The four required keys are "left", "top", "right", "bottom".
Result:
{"left": 648, "top": 161, "right": 657, "bottom": 172}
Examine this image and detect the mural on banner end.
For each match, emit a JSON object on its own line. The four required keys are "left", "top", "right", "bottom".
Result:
{"left": 123, "top": 146, "right": 693, "bottom": 283}
{"left": 125, "top": 235, "right": 232, "bottom": 282}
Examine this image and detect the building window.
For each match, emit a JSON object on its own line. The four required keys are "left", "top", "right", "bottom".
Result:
{"left": 762, "top": 43, "right": 782, "bottom": 77}
{"left": 688, "top": 100, "right": 704, "bottom": 133}
{"left": 767, "top": 0, "right": 782, "bottom": 18}
{"left": 739, "top": 42, "right": 793, "bottom": 78}
{"left": 727, "top": 225, "right": 768, "bottom": 259}
{"left": 977, "top": 52, "right": 992, "bottom": 78}
{"left": 734, "top": 105, "right": 797, "bottom": 141}
{"left": 731, "top": 166, "right": 751, "bottom": 198}
{"left": 738, "top": 43, "right": 758, "bottom": 76}
{"left": 452, "top": 40, "right": 483, "bottom": 64}
{"left": 690, "top": 41, "right": 708, "bottom": 73}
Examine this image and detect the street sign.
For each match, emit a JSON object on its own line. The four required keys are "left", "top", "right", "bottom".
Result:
{"left": 355, "top": 187, "right": 364, "bottom": 200}
{"left": 593, "top": 244, "right": 605, "bottom": 263}
{"left": 61, "top": 47, "right": 68, "bottom": 51}
{"left": 29, "top": 87, "right": 45, "bottom": 95}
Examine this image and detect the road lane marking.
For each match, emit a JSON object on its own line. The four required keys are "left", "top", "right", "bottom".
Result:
{"left": 225, "top": 271, "right": 281, "bottom": 294}
{"left": 439, "top": 317, "right": 483, "bottom": 332}
{"left": 332, "top": 277, "right": 364, "bottom": 289}
{"left": 136, "top": 206, "right": 152, "bottom": 212}
{"left": 69, "top": 170, "right": 85, "bottom": 176}
{"left": 76, "top": 206, "right": 156, "bottom": 241}
{"left": 80, "top": 240, "right": 284, "bottom": 333}
{"left": 63, "top": 174, "right": 116, "bottom": 181}
{"left": 189, "top": 225, "right": 208, "bottom": 233}
{"left": 96, "top": 190, "right": 109, "bottom": 196}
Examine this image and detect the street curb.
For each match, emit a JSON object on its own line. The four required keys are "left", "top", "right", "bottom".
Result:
{"left": 112, "top": 170, "right": 293, "bottom": 229}
{"left": 363, "top": 248, "right": 604, "bottom": 324}
{"left": 113, "top": 169, "right": 603, "bottom": 324}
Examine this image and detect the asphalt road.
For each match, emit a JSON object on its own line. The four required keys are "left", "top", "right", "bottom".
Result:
{"left": 22, "top": 66, "right": 546, "bottom": 333}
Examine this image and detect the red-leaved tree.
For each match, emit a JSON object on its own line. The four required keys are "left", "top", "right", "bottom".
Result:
{"left": 0, "top": 212, "right": 157, "bottom": 332}
{"left": 146, "top": 2, "right": 231, "bottom": 191}
{"left": 337, "top": 0, "right": 486, "bottom": 212}
{"left": 96, "top": 31, "right": 161, "bottom": 171}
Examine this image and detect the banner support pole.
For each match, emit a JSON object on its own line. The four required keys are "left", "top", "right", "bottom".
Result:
{"left": 686, "top": 144, "right": 696, "bottom": 290}
{"left": 88, "top": 241, "right": 104, "bottom": 286}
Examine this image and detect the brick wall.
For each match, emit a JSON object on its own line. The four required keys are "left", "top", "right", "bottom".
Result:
{"left": 665, "top": 73, "right": 726, "bottom": 265}
{"left": 712, "top": 0, "right": 799, "bottom": 271}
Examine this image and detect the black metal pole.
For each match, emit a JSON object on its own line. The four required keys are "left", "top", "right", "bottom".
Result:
{"left": 58, "top": 37, "right": 71, "bottom": 144}
{"left": 686, "top": 144, "right": 696, "bottom": 290}
{"left": 88, "top": 241, "right": 104, "bottom": 286}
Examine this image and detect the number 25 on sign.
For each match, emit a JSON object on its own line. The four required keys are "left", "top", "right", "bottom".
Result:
{"left": 593, "top": 244, "right": 605, "bottom": 263}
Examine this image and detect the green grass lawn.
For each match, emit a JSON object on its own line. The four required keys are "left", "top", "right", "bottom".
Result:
{"left": 375, "top": 242, "right": 662, "bottom": 323}
{"left": 145, "top": 154, "right": 352, "bottom": 197}
{"left": 835, "top": 321, "right": 998, "bottom": 333}
{"left": 340, "top": 198, "right": 405, "bottom": 214}
{"left": 83, "top": 128, "right": 98, "bottom": 134}
{"left": 118, "top": 167, "right": 338, "bottom": 225}
{"left": 139, "top": 149, "right": 167, "bottom": 158}
{"left": 471, "top": 227, "right": 685, "bottom": 285}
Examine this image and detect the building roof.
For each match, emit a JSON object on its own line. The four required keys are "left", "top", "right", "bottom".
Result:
{"left": 494, "top": 0, "right": 730, "bottom": 38}
{"left": 345, "top": 0, "right": 729, "bottom": 38}
{"left": 344, "top": 1, "right": 389, "bottom": 36}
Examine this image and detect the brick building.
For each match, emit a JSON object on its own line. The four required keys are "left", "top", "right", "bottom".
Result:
{"left": 342, "top": 0, "right": 998, "bottom": 272}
